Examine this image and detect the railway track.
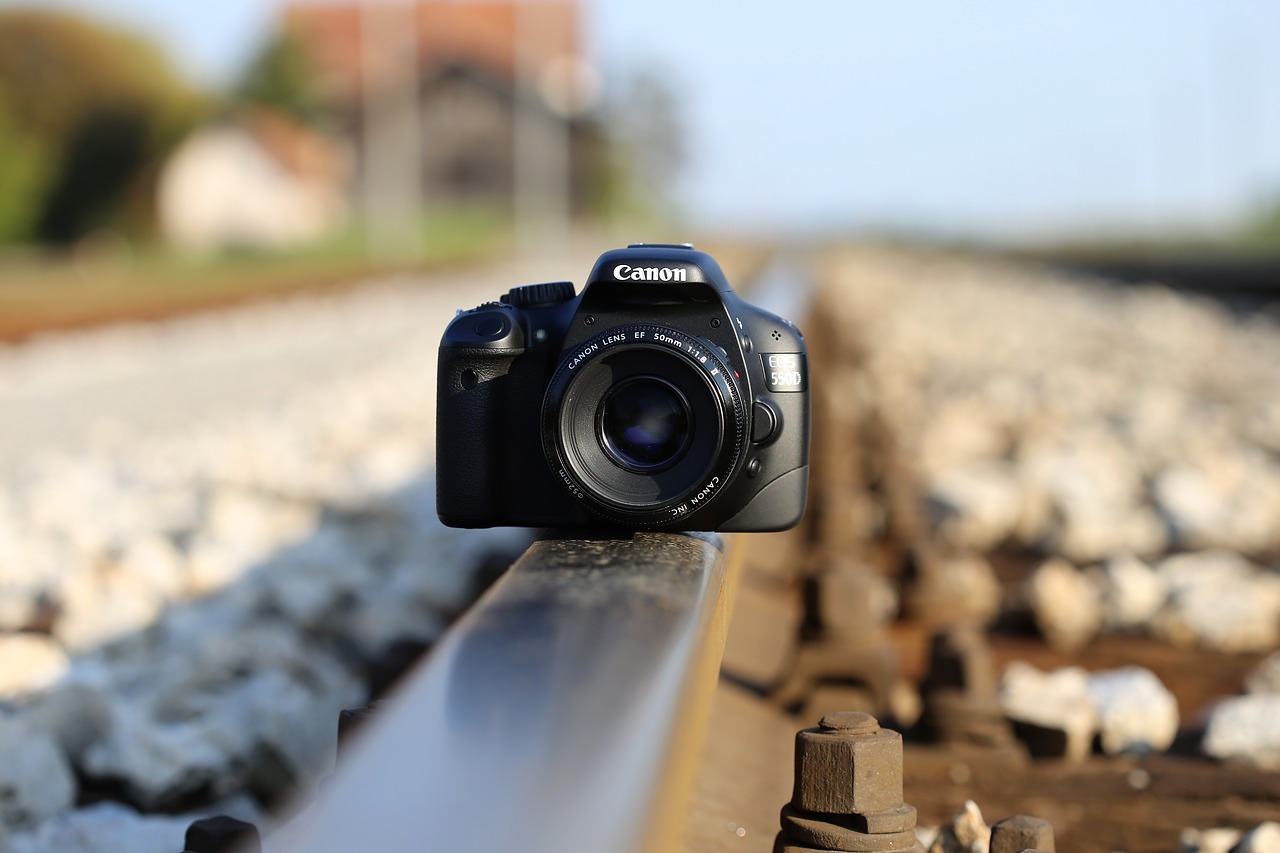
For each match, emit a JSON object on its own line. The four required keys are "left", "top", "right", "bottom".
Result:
{"left": 0, "top": 244, "right": 787, "bottom": 852}
{"left": 4, "top": 243, "right": 1280, "bottom": 852}
{"left": 1033, "top": 252, "right": 1280, "bottom": 320}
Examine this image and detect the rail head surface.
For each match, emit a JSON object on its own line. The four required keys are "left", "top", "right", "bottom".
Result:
{"left": 277, "top": 530, "right": 737, "bottom": 853}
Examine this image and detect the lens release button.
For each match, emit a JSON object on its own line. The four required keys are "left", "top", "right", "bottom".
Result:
{"left": 751, "top": 400, "right": 778, "bottom": 444}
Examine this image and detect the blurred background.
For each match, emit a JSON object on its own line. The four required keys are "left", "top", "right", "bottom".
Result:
{"left": 0, "top": 0, "right": 1277, "bottom": 303}
{"left": 1, "top": 2, "right": 1280, "bottom": 852}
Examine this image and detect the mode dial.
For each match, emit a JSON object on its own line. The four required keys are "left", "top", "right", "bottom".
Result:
{"left": 502, "top": 281, "right": 576, "bottom": 308}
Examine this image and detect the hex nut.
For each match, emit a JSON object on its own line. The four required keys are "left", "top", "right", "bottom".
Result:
{"left": 776, "top": 841, "right": 922, "bottom": 853}
{"left": 853, "top": 803, "right": 918, "bottom": 835}
{"left": 990, "top": 815, "right": 1055, "bottom": 853}
{"left": 792, "top": 722, "right": 903, "bottom": 815}
{"left": 781, "top": 804, "right": 919, "bottom": 851}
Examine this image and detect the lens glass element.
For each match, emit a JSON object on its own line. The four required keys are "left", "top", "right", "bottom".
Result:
{"left": 599, "top": 377, "right": 691, "bottom": 471}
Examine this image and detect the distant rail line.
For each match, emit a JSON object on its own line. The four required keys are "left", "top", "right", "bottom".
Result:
{"left": 1050, "top": 253, "right": 1280, "bottom": 307}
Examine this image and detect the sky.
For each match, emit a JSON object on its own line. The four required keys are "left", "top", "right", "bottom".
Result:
{"left": 9, "top": 0, "right": 1280, "bottom": 241}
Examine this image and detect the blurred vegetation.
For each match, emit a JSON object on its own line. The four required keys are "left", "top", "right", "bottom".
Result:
{"left": 0, "top": 10, "right": 514, "bottom": 338}
{"left": 0, "top": 6, "right": 694, "bottom": 337}
{"left": 592, "top": 68, "right": 686, "bottom": 225}
{"left": 0, "top": 207, "right": 511, "bottom": 341}
{"left": 235, "top": 31, "right": 323, "bottom": 124}
{"left": 997, "top": 189, "right": 1280, "bottom": 265}
{"left": 0, "top": 90, "right": 49, "bottom": 243}
{"left": 1243, "top": 196, "right": 1280, "bottom": 249}
{"left": 0, "top": 8, "right": 205, "bottom": 246}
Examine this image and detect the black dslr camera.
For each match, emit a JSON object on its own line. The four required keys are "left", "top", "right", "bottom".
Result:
{"left": 436, "top": 244, "right": 809, "bottom": 531}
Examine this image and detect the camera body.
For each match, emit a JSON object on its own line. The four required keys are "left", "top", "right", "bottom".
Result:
{"left": 436, "top": 244, "right": 809, "bottom": 531}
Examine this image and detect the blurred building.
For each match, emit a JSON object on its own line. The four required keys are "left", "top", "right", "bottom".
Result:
{"left": 284, "top": 0, "right": 597, "bottom": 212}
{"left": 157, "top": 109, "right": 349, "bottom": 252}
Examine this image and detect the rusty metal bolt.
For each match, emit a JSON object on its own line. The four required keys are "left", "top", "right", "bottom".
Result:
{"left": 779, "top": 804, "right": 919, "bottom": 851}
{"left": 792, "top": 711, "right": 904, "bottom": 816}
{"left": 183, "top": 815, "right": 261, "bottom": 853}
{"left": 989, "top": 815, "right": 1056, "bottom": 853}
{"left": 921, "top": 625, "right": 997, "bottom": 699}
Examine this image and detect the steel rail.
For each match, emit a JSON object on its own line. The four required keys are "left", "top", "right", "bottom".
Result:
{"left": 277, "top": 531, "right": 739, "bottom": 853}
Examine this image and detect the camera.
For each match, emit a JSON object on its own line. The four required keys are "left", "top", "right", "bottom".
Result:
{"left": 436, "top": 244, "right": 809, "bottom": 531}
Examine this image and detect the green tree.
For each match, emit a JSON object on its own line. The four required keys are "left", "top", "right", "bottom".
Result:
{"left": 596, "top": 67, "right": 686, "bottom": 222}
{"left": 0, "top": 9, "right": 203, "bottom": 245}
{"left": 236, "top": 31, "right": 322, "bottom": 123}
{"left": 1244, "top": 195, "right": 1280, "bottom": 247}
{"left": 0, "top": 95, "right": 49, "bottom": 243}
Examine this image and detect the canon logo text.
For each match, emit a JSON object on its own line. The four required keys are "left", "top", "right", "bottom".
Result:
{"left": 613, "top": 264, "right": 688, "bottom": 282}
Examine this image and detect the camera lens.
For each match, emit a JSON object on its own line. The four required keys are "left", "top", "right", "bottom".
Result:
{"left": 542, "top": 323, "right": 748, "bottom": 526}
{"left": 599, "top": 377, "right": 691, "bottom": 471}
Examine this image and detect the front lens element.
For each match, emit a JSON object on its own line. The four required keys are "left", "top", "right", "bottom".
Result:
{"left": 600, "top": 377, "right": 691, "bottom": 471}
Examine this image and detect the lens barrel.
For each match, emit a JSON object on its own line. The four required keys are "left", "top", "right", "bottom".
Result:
{"left": 542, "top": 324, "right": 747, "bottom": 526}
